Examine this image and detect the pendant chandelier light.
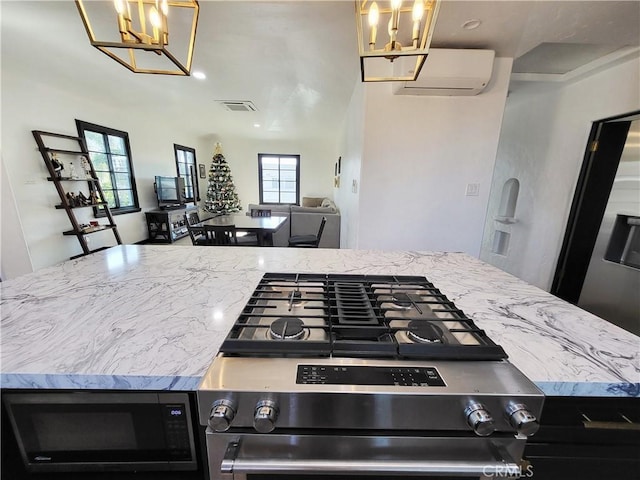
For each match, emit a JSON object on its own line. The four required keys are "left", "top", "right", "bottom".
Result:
{"left": 355, "top": 0, "right": 440, "bottom": 82}
{"left": 75, "top": 0, "right": 199, "bottom": 76}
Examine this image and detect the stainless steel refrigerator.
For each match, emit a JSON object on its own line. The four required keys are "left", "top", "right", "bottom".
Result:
{"left": 578, "top": 120, "right": 640, "bottom": 335}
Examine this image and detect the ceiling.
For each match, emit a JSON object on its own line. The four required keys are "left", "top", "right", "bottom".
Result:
{"left": 2, "top": 1, "right": 639, "bottom": 143}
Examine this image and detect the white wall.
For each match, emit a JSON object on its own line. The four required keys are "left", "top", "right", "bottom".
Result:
{"left": 1, "top": 154, "right": 34, "bottom": 279}
{"left": 335, "top": 82, "right": 365, "bottom": 249}
{"left": 355, "top": 58, "right": 513, "bottom": 256}
{"left": 480, "top": 56, "right": 640, "bottom": 290}
{"left": 200, "top": 134, "right": 336, "bottom": 211}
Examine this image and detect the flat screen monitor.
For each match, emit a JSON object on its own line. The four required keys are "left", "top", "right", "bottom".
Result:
{"left": 154, "top": 176, "right": 186, "bottom": 209}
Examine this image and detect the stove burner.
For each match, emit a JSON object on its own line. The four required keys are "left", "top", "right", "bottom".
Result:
{"left": 391, "top": 292, "right": 412, "bottom": 310}
{"left": 288, "top": 289, "right": 303, "bottom": 310}
{"left": 407, "top": 321, "right": 445, "bottom": 344}
{"left": 269, "top": 317, "right": 306, "bottom": 340}
{"left": 287, "top": 273, "right": 305, "bottom": 311}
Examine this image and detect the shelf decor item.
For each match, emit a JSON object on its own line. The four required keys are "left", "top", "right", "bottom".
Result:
{"left": 80, "top": 155, "right": 92, "bottom": 178}
{"left": 51, "top": 153, "right": 64, "bottom": 178}
{"left": 355, "top": 0, "right": 441, "bottom": 82}
{"left": 68, "top": 162, "right": 79, "bottom": 179}
{"left": 75, "top": 0, "right": 199, "bottom": 76}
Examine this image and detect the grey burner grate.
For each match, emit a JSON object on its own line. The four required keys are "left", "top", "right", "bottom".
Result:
{"left": 334, "top": 283, "right": 377, "bottom": 325}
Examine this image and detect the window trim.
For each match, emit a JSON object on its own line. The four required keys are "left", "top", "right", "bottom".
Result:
{"left": 258, "top": 153, "right": 301, "bottom": 205}
{"left": 174, "top": 144, "right": 199, "bottom": 202}
{"left": 75, "top": 119, "right": 140, "bottom": 217}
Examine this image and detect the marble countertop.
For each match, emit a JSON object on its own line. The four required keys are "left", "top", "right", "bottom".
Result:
{"left": 1, "top": 245, "right": 638, "bottom": 396}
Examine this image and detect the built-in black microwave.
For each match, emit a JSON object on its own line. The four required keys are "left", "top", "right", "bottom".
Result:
{"left": 3, "top": 391, "right": 197, "bottom": 473}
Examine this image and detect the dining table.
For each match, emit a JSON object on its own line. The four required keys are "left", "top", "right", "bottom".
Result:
{"left": 195, "top": 214, "right": 288, "bottom": 246}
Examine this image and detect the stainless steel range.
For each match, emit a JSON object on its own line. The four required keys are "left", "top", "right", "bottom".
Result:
{"left": 198, "top": 273, "right": 544, "bottom": 479}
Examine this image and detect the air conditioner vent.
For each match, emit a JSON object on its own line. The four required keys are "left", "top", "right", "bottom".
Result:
{"left": 393, "top": 49, "right": 495, "bottom": 96}
{"left": 216, "top": 100, "right": 258, "bottom": 112}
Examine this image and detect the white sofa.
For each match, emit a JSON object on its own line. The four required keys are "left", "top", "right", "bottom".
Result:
{"left": 247, "top": 198, "right": 340, "bottom": 248}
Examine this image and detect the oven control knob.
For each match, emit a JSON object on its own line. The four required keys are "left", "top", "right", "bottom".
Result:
{"left": 506, "top": 403, "right": 539, "bottom": 437}
{"left": 209, "top": 400, "right": 236, "bottom": 432}
{"left": 465, "top": 402, "right": 495, "bottom": 436}
{"left": 253, "top": 400, "right": 278, "bottom": 433}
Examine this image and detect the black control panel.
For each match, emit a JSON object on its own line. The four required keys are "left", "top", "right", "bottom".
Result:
{"left": 296, "top": 365, "right": 446, "bottom": 387}
{"left": 162, "top": 404, "right": 192, "bottom": 459}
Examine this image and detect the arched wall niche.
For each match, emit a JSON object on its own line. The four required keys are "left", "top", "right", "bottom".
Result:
{"left": 497, "top": 178, "right": 519, "bottom": 221}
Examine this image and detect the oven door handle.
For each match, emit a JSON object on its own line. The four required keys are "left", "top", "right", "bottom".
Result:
{"left": 220, "top": 441, "right": 521, "bottom": 477}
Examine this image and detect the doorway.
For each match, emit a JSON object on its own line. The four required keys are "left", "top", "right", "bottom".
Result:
{"left": 551, "top": 111, "right": 640, "bottom": 335}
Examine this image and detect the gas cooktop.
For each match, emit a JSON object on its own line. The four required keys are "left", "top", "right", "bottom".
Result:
{"left": 220, "top": 273, "right": 507, "bottom": 360}
{"left": 200, "top": 274, "right": 543, "bottom": 480}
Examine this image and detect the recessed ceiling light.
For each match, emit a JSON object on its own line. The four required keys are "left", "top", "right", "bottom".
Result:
{"left": 462, "top": 19, "right": 482, "bottom": 30}
{"left": 254, "top": 123, "right": 261, "bottom": 128}
{"left": 192, "top": 71, "right": 206, "bottom": 80}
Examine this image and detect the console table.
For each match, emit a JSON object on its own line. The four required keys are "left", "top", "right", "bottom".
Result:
{"left": 145, "top": 205, "right": 198, "bottom": 243}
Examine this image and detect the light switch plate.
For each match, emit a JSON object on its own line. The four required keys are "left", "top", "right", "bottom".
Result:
{"left": 465, "top": 183, "right": 480, "bottom": 196}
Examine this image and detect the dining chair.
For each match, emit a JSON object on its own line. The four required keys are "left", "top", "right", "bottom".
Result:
{"left": 205, "top": 225, "right": 259, "bottom": 246}
{"left": 250, "top": 208, "right": 272, "bottom": 217}
{"left": 288, "top": 216, "right": 326, "bottom": 248}
{"left": 184, "top": 213, "right": 208, "bottom": 246}
{"left": 239, "top": 209, "right": 264, "bottom": 243}
{"left": 236, "top": 229, "right": 260, "bottom": 245}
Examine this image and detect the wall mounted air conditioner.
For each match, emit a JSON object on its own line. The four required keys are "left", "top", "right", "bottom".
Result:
{"left": 393, "top": 48, "right": 495, "bottom": 96}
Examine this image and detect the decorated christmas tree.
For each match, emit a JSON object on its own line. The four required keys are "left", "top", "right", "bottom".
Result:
{"left": 204, "top": 142, "right": 242, "bottom": 215}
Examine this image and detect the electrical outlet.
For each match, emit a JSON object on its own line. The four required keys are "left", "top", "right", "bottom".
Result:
{"left": 465, "top": 183, "right": 480, "bottom": 196}
{"left": 352, "top": 179, "right": 358, "bottom": 193}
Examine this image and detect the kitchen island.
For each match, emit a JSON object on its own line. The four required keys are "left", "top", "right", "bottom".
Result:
{"left": 1, "top": 244, "right": 638, "bottom": 395}
{"left": 2, "top": 245, "right": 639, "bottom": 479}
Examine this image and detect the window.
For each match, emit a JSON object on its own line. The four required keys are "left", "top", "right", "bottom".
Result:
{"left": 174, "top": 144, "right": 199, "bottom": 202}
{"left": 258, "top": 154, "right": 300, "bottom": 205}
{"left": 75, "top": 120, "right": 140, "bottom": 216}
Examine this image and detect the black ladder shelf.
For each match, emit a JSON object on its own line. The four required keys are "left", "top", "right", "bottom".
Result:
{"left": 33, "top": 130, "right": 123, "bottom": 259}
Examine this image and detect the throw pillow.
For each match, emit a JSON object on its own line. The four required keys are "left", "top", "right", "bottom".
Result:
{"left": 302, "top": 197, "right": 324, "bottom": 208}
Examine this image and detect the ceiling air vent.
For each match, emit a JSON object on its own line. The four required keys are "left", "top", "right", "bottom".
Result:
{"left": 216, "top": 100, "right": 258, "bottom": 112}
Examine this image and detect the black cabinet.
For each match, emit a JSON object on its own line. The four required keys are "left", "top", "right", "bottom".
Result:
{"left": 145, "top": 206, "right": 198, "bottom": 243}
{"left": 524, "top": 396, "right": 640, "bottom": 479}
